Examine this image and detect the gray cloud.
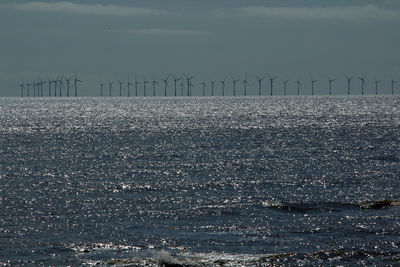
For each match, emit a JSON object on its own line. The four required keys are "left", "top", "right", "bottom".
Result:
{"left": 6, "top": 1, "right": 169, "bottom": 16}
{"left": 126, "top": 28, "right": 207, "bottom": 36}
{"left": 219, "top": 5, "right": 400, "bottom": 21}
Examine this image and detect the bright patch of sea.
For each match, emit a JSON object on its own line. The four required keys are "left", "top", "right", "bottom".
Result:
{"left": 1, "top": 96, "right": 400, "bottom": 265}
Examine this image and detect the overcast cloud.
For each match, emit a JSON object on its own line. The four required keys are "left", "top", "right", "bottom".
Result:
{"left": 0, "top": 0, "right": 399, "bottom": 96}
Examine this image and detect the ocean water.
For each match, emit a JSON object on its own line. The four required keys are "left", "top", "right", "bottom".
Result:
{"left": 1, "top": 96, "right": 400, "bottom": 266}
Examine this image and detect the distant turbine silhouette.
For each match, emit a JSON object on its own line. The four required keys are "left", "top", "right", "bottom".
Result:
{"left": 134, "top": 77, "right": 140, "bottom": 97}
{"left": 160, "top": 75, "right": 169, "bottom": 97}
{"left": 345, "top": 75, "right": 354, "bottom": 95}
{"left": 296, "top": 78, "right": 301, "bottom": 96}
{"left": 267, "top": 74, "right": 278, "bottom": 96}
{"left": 58, "top": 75, "right": 64, "bottom": 97}
{"left": 118, "top": 80, "right": 125, "bottom": 97}
{"left": 38, "top": 78, "right": 45, "bottom": 97}
{"left": 108, "top": 81, "right": 114, "bottom": 97}
{"left": 19, "top": 83, "right": 24, "bottom": 97}
{"left": 358, "top": 73, "right": 367, "bottom": 95}
{"left": 183, "top": 74, "right": 194, "bottom": 96}
{"left": 171, "top": 75, "right": 181, "bottom": 97}
{"left": 311, "top": 77, "right": 318, "bottom": 96}
{"left": 100, "top": 82, "right": 105, "bottom": 97}
{"left": 327, "top": 76, "right": 336, "bottom": 95}
{"left": 143, "top": 77, "right": 149, "bottom": 97}
{"left": 26, "top": 82, "right": 31, "bottom": 97}
{"left": 391, "top": 76, "right": 398, "bottom": 95}
{"left": 231, "top": 77, "right": 239, "bottom": 96}
{"left": 46, "top": 77, "right": 52, "bottom": 97}
{"left": 256, "top": 75, "right": 265, "bottom": 96}
{"left": 33, "top": 79, "right": 36, "bottom": 97}
{"left": 220, "top": 78, "right": 226, "bottom": 96}
{"left": 242, "top": 73, "right": 249, "bottom": 96}
{"left": 210, "top": 80, "right": 216, "bottom": 96}
{"left": 373, "top": 77, "right": 380, "bottom": 95}
{"left": 127, "top": 78, "right": 132, "bottom": 97}
{"left": 65, "top": 76, "right": 73, "bottom": 97}
{"left": 180, "top": 82, "right": 184, "bottom": 96}
{"left": 282, "top": 79, "right": 289, "bottom": 96}
{"left": 152, "top": 75, "right": 158, "bottom": 97}
{"left": 73, "top": 74, "right": 82, "bottom": 97}
{"left": 201, "top": 80, "right": 206, "bottom": 96}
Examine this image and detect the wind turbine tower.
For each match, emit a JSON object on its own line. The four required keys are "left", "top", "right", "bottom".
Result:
{"left": 65, "top": 76, "right": 73, "bottom": 97}
{"left": 33, "top": 79, "right": 36, "bottom": 97}
{"left": 100, "top": 82, "right": 105, "bottom": 97}
{"left": 282, "top": 79, "right": 289, "bottom": 96}
{"left": 296, "top": 78, "right": 301, "bottom": 96}
{"left": 26, "top": 82, "right": 31, "bottom": 97}
{"left": 242, "top": 74, "right": 249, "bottom": 96}
{"left": 118, "top": 80, "right": 125, "bottom": 97}
{"left": 345, "top": 75, "right": 354, "bottom": 95}
{"left": 180, "top": 82, "right": 184, "bottom": 96}
{"left": 201, "top": 81, "right": 206, "bottom": 96}
{"left": 47, "top": 78, "right": 52, "bottom": 97}
{"left": 134, "top": 77, "right": 140, "bottom": 97}
{"left": 171, "top": 75, "right": 181, "bottom": 97}
{"left": 311, "top": 77, "right": 318, "bottom": 96}
{"left": 58, "top": 75, "right": 64, "bottom": 97}
{"left": 143, "top": 78, "right": 149, "bottom": 97}
{"left": 19, "top": 83, "right": 24, "bottom": 97}
{"left": 358, "top": 73, "right": 367, "bottom": 95}
{"left": 210, "top": 80, "right": 216, "bottom": 96}
{"left": 127, "top": 79, "right": 132, "bottom": 97}
{"left": 73, "top": 74, "right": 82, "bottom": 97}
{"left": 152, "top": 75, "right": 158, "bottom": 97}
{"left": 161, "top": 75, "right": 169, "bottom": 97}
{"left": 327, "top": 76, "right": 336, "bottom": 95}
{"left": 220, "top": 78, "right": 226, "bottom": 96}
{"left": 108, "top": 81, "right": 114, "bottom": 97}
{"left": 268, "top": 74, "right": 278, "bottom": 96}
{"left": 374, "top": 78, "right": 380, "bottom": 95}
{"left": 183, "top": 74, "right": 194, "bottom": 96}
{"left": 256, "top": 75, "right": 265, "bottom": 96}
{"left": 231, "top": 77, "right": 239, "bottom": 96}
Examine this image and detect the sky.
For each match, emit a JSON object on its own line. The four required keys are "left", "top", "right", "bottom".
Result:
{"left": 1, "top": 0, "right": 400, "bottom": 96}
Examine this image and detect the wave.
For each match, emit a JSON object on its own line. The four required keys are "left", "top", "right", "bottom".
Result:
{"left": 263, "top": 199, "right": 400, "bottom": 212}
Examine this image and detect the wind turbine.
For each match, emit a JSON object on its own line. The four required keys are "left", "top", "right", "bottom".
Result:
{"left": 19, "top": 83, "right": 24, "bottom": 97}
{"left": 180, "top": 82, "right": 184, "bottom": 96}
{"left": 58, "top": 75, "right": 64, "bottom": 97}
{"left": 256, "top": 75, "right": 265, "bottom": 96}
{"left": 327, "top": 76, "right": 336, "bottom": 95}
{"left": 391, "top": 76, "right": 398, "bottom": 95}
{"left": 231, "top": 76, "right": 239, "bottom": 96}
{"left": 267, "top": 74, "right": 278, "bottom": 96}
{"left": 73, "top": 74, "right": 82, "bottom": 97}
{"left": 311, "top": 77, "right": 318, "bottom": 96}
{"left": 38, "top": 78, "right": 45, "bottom": 97}
{"left": 171, "top": 74, "right": 181, "bottom": 97}
{"left": 282, "top": 79, "right": 289, "bottom": 96}
{"left": 242, "top": 73, "right": 249, "bottom": 96}
{"left": 358, "top": 73, "right": 367, "bottom": 95}
{"left": 345, "top": 75, "right": 354, "bottom": 95}
{"left": 183, "top": 74, "right": 194, "bottom": 96}
{"left": 33, "top": 79, "right": 36, "bottom": 97}
{"left": 152, "top": 75, "right": 158, "bottom": 97}
{"left": 26, "top": 82, "right": 31, "bottom": 97}
{"left": 100, "top": 82, "right": 105, "bottom": 97}
{"left": 210, "top": 80, "right": 216, "bottom": 96}
{"left": 127, "top": 78, "right": 132, "bottom": 97}
{"left": 65, "top": 76, "right": 74, "bottom": 97}
{"left": 47, "top": 77, "right": 52, "bottom": 97}
{"left": 220, "top": 78, "right": 226, "bottom": 96}
{"left": 373, "top": 77, "right": 380, "bottom": 95}
{"left": 108, "top": 81, "right": 114, "bottom": 97}
{"left": 160, "top": 75, "right": 169, "bottom": 97}
{"left": 201, "top": 80, "right": 206, "bottom": 96}
{"left": 118, "top": 80, "right": 125, "bottom": 97}
{"left": 143, "top": 77, "right": 149, "bottom": 97}
{"left": 296, "top": 78, "right": 301, "bottom": 96}
{"left": 134, "top": 76, "right": 140, "bottom": 97}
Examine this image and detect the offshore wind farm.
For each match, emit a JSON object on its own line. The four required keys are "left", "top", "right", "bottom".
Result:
{"left": 17, "top": 73, "right": 399, "bottom": 97}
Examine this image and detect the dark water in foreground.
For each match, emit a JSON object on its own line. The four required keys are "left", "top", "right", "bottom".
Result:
{"left": 1, "top": 96, "right": 400, "bottom": 266}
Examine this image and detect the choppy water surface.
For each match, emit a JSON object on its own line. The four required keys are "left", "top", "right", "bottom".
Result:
{"left": 1, "top": 96, "right": 400, "bottom": 266}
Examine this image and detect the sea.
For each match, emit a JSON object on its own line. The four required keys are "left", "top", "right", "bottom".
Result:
{"left": 1, "top": 96, "right": 400, "bottom": 266}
